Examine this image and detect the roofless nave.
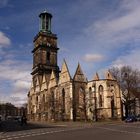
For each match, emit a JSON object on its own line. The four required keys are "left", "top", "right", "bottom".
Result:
{"left": 27, "top": 11, "right": 122, "bottom": 122}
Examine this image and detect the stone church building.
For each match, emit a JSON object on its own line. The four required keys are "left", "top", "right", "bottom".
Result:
{"left": 27, "top": 11, "right": 122, "bottom": 122}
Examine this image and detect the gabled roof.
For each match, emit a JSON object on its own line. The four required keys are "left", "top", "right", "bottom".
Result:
{"left": 73, "top": 63, "right": 87, "bottom": 82}
{"left": 61, "top": 59, "right": 71, "bottom": 78}
{"left": 93, "top": 72, "right": 99, "bottom": 80}
{"left": 59, "top": 59, "right": 71, "bottom": 84}
{"left": 105, "top": 71, "right": 115, "bottom": 80}
{"left": 50, "top": 70, "right": 56, "bottom": 80}
{"left": 41, "top": 74, "right": 48, "bottom": 91}
{"left": 48, "top": 70, "right": 57, "bottom": 88}
{"left": 34, "top": 76, "right": 40, "bottom": 92}
{"left": 38, "top": 75, "right": 43, "bottom": 87}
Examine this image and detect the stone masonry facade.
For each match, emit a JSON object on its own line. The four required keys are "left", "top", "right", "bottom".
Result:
{"left": 27, "top": 11, "right": 122, "bottom": 122}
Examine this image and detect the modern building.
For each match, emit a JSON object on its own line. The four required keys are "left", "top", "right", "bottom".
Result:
{"left": 27, "top": 11, "right": 122, "bottom": 122}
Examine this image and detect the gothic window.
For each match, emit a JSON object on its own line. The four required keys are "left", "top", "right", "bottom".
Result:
{"left": 62, "top": 88, "right": 65, "bottom": 113}
{"left": 33, "top": 54, "right": 35, "bottom": 67}
{"left": 33, "top": 77, "right": 37, "bottom": 87}
{"left": 98, "top": 85, "right": 104, "bottom": 107}
{"left": 42, "top": 94, "right": 45, "bottom": 103}
{"left": 36, "top": 96, "right": 38, "bottom": 103}
{"left": 47, "top": 52, "right": 50, "bottom": 61}
{"left": 51, "top": 92, "right": 55, "bottom": 107}
{"left": 89, "top": 87, "right": 92, "bottom": 103}
{"left": 78, "top": 87, "right": 85, "bottom": 109}
{"left": 110, "top": 85, "right": 115, "bottom": 94}
{"left": 46, "top": 18, "right": 49, "bottom": 30}
{"left": 41, "top": 94, "right": 45, "bottom": 111}
{"left": 50, "top": 91, "right": 55, "bottom": 120}
{"left": 41, "top": 16, "right": 46, "bottom": 31}
{"left": 111, "top": 96, "right": 115, "bottom": 117}
{"left": 33, "top": 53, "right": 38, "bottom": 66}
{"left": 35, "top": 52, "right": 39, "bottom": 64}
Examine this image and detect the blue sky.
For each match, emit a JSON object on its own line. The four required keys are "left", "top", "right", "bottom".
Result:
{"left": 0, "top": 0, "right": 140, "bottom": 106}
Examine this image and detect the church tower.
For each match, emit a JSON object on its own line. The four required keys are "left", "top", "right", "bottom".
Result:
{"left": 31, "top": 11, "right": 59, "bottom": 86}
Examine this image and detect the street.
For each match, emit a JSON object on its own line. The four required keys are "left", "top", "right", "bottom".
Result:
{"left": 0, "top": 120, "right": 140, "bottom": 140}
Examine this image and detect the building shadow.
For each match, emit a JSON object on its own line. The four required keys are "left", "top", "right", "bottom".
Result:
{"left": 0, "top": 120, "right": 57, "bottom": 132}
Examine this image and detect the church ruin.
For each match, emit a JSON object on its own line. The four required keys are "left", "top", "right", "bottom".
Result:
{"left": 27, "top": 11, "right": 122, "bottom": 122}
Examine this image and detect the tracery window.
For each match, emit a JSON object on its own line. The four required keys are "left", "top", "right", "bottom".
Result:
{"left": 98, "top": 85, "right": 104, "bottom": 107}
{"left": 89, "top": 87, "right": 92, "bottom": 103}
{"left": 62, "top": 88, "right": 65, "bottom": 113}
{"left": 47, "top": 52, "right": 50, "bottom": 61}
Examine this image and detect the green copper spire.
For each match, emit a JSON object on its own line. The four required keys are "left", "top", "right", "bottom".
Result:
{"left": 39, "top": 10, "right": 52, "bottom": 33}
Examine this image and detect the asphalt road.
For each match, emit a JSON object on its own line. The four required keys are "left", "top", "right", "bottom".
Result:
{"left": 0, "top": 120, "right": 140, "bottom": 140}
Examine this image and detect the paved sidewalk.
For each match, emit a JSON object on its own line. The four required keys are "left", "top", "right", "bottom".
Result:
{"left": 29, "top": 120, "right": 123, "bottom": 128}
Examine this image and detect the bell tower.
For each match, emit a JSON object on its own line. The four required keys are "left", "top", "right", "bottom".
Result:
{"left": 31, "top": 10, "right": 59, "bottom": 85}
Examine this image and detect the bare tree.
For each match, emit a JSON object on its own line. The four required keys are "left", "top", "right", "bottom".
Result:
{"left": 109, "top": 66, "right": 140, "bottom": 117}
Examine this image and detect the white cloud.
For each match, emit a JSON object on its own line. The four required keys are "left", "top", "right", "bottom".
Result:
{"left": 83, "top": 54, "right": 105, "bottom": 62}
{"left": 83, "top": 0, "right": 140, "bottom": 49}
{"left": 0, "top": 59, "right": 31, "bottom": 81}
{"left": 9, "top": 93, "right": 28, "bottom": 107}
{"left": 76, "top": 0, "right": 140, "bottom": 78}
{"left": 58, "top": 0, "right": 140, "bottom": 79}
{"left": 120, "top": 0, "right": 140, "bottom": 10}
{"left": 112, "top": 47, "right": 140, "bottom": 69}
{"left": 0, "top": 59, "right": 31, "bottom": 106}
{"left": 0, "top": 31, "right": 11, "bottom": 47}
{"left": 13, "top": 80, "right": 30, "bottom": 90}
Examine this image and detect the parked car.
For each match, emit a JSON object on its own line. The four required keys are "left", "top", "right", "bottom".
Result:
{"left": 136, "top": 114, "right": 140, "bottom": 121}
{"left": 125, "top": 116, "right": 137, "bottom": 123}
{"left": 0, "top": 116, "right": 1, "bottom": 126}
{"left": 14, "top": 116, "right": 22, "bottom": 122}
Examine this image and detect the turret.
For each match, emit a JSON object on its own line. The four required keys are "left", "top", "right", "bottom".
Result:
{"left": 39, "top": 10, "right": 52, "bottom": 33}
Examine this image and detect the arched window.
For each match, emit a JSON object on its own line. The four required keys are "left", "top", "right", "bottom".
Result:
{"left": 47, "top": 52, "right": 50, "bottom": 61}
{"left": 98, "top": 85, "right": 104, "bottom": 107}
{"left": 42, "top": 94, "right": 45, "bottom": 103}
{"left": 41, "top": 16, "right": 45, "bottom": 30}
{"left": 89, "top": 87, "right": 92, "bottom": 94}
{"left": 51, "top": 92, "right": 54, "bottom": 106}
{"left": 62, "top": 89, "right": 65, "bottom": 113}
{"left": 36, "top": 96, "right": 38, "bottom": 103}
{"left": 89, "top": 87, "right": 92, "bottom": 102}
{"left": 50, "top": 91, "right": 55, "bottom": 120}
{"left": 78, "top": 87, "right": 85, "bottom": 108}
